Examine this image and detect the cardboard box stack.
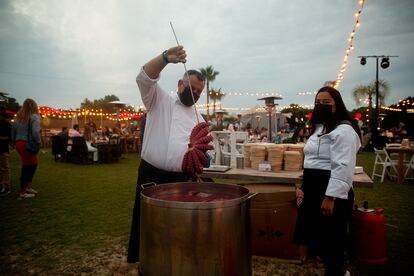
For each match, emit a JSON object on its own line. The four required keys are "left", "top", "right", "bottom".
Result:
{"left": 286, "top": 144, "right": 304, "bottom": 171}
{"left": 243, "top": 143, "right": 254, "bottom": 168}
{"left": 250, "top": 145, "right": 266, "bottom": 170}
{"left": 283, "top": 151, "right": 303, "bottom": 171}
{"left": 242, "top": 143, "right": 305, "bottom": 171}
{"left": 266, "top": 144, "right": 285, "bottom": 172}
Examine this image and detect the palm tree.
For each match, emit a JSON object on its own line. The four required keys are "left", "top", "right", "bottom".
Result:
{"left": 200, "top": 65, "right": 219, "bottom": 120}
{"left": 209, "top": 88, "right": 226, "bottom": 114}
{"left": 352, "top": 79, "right": 389, "bottom": 121}
{"left": 353, "top": 80, "right": 390, "bottom": 107}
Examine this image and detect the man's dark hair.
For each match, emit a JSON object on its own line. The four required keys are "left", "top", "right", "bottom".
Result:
{"left": 73, "top": 124, "right": 79, "bottom": 130}
{"left": 310, "top": 86, "right": 360, "bottom": 137}
{"left": 62, "top": 126, "right": 68, "bottom": 132}
{"left": 184, "top": 70, "right": 205, "bottom": 82}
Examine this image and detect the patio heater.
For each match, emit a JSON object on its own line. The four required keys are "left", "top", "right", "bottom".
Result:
{"left": 358, "top": 55, "right": 398, "bottom": 148}
{"left": 255, "top": 115, "right": 261, "bottom": 131}
{"left": 258, "top": 96, "right": 282, "bottom": 142}
{"left": 237, "top": 113, "right": 242, "bottom": 130}
{"left": 215, "top": 109, "right": 226, "bottom": 130}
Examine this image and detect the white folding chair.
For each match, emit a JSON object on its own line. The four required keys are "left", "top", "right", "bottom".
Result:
{"left": 386, "top": 143, "right": 401, "bottom": 147}
{"left": 386, "top": 143, "right": 401, "bottom": 160}
{"left": 404, "top": 154, "right": 414, "bottom": 180}
{"left": 371, "top": 148, "right": 398, "bottom": 183}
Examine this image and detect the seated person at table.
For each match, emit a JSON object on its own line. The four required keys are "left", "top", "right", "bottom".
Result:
{"left": 121, "top": 124, "right": 130, "bottom": 136}
{"left": 397, "top": 122, "right": 407, "bottom": 138}
{"left": 67, "top": 124, "right": 82, "bottom": 151}
{"left": 70, "top": 124, "right": 82, "bottom": 137}
{"left": 111, "top": 127, "right": 121, "bottom": 138}
{"left": 98, "top": 126, "right": 110, "bottom": 142}
{"left": 83, "top": 126, "right": 98, "bottom": 162}
{"left": 260, "top": 127, "right": 268, "bottom": 140}
{"left": 291, "top": 127, "right": 307, "bottom": 143}
{"left": 57, "top": 127, "right": 69, "bottom": 142}
{"left": 56, "top": 127, "right": 69, "bottom": 156}
{"left": 87, "top": 118, "right": 97, "bottom": 132}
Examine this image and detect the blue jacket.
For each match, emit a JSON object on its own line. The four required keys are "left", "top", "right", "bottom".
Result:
{"left": 11, "top": 114, "right": 41, "bottom": 144}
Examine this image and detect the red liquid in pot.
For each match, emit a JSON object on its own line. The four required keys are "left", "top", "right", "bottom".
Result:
{"left": 154, "top": 191, "right": 238, "bottom": 202}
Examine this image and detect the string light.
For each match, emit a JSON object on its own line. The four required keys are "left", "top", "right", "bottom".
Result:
{"left": 173, "top": 90, "right": 283, "bottom": 98}
{"left": 38, "top": 106, "right": 144, "bottom": 121}
{"left": 333, "top": 0, "right": 365, "bottom": 89}
{"left": 37, "top": 95, "right": 412, "bottom": 119}
{"left": 297, "top": 91, "right": 317, "bottom": 96}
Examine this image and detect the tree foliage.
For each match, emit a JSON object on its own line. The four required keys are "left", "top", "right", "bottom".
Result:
{"left": 209, "top": 88, "right": 225, "bottom": 114}
{"left": 281, "top": 104, "right": 313, "bottom": 128}
{"left": 200, "top": 65, "right": 219, "bottom": 118}
{"left": 0, "top": 92, "right": 20, "bottom": 111}
{"left": 80, "top": 94, "right": 121, "bottom": 113}
{"left": 352, "top": 79, "right": 390, "bottom": 125}
{"left": 352, "top": 79, "right": 389, "bottom": 108}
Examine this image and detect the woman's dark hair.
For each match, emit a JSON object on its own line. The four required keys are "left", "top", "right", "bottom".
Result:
{"left": 292, "top": 127, "right": 305, "bottom": 143}
{"left": 310, "top": 86, "right": 361, "bottom": 137}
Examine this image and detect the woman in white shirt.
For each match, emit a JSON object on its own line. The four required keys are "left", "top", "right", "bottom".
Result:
{"left": 83, "top": 125, "right": 98, "bottom": 162}
{"left": 293, "top": 86, "right": 361, "bottom": 276}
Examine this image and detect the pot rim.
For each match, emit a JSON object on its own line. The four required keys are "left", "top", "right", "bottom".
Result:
{"left": 141, "top": 182, "right": 251, "bottom": 209}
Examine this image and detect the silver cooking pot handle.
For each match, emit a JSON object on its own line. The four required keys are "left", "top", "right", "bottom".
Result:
{"left": 141, "top": 182, "right": 157, "bottom": 190}
{"left": 246, "top": 192, "right": 258, "bottom": 200}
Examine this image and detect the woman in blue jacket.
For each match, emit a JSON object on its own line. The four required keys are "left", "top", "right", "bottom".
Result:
{"left": 11, "top": 98, "right": 41, "bottom": 199}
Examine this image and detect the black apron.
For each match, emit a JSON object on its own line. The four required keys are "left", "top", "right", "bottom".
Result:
{"left": 293, "top": 168, "right": 354, "bottom": 276}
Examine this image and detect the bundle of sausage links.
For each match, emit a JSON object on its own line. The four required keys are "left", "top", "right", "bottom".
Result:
{"left": 181, "top": 122, "right": 214, "bottom": 175}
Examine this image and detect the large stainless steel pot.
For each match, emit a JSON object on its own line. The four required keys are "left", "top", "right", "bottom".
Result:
{"left": 140, "top": 182, "right": 252, "bottom": 276}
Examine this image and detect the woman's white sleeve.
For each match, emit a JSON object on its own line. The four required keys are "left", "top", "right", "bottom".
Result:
{"left": 326, "top": 126, "right": 361, "bottom": 199}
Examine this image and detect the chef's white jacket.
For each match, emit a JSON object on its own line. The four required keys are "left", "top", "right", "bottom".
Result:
{"left": 304, "top": 124, "right": 361, "bottom": 199}
{"left": 137, "top": 68, "right": 204, "bottom": 172}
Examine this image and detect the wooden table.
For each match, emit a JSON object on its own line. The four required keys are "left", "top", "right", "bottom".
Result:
{"left": 385, "top": 147, "right": 414, "bottom": 184}
{"left": 202, "top": 168, "right": 373, "bottom": 188}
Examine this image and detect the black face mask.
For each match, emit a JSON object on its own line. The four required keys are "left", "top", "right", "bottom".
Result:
{"left": 313, "top": 104, "right": 333, "bottom": 123}
{"left": 179, "top": 86, "right": 200, "bottom": 107}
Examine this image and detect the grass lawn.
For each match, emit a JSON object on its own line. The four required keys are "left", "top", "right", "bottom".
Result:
{"left": 0, "top": 150, "right": 140, "bottom": 275}
{"left": 0, "top": 150, "right": 413, "bottom": 275}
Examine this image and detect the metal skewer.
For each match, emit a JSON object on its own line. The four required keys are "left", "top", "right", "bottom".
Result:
{"left": 169, "top": 21, "right": 200, "bottom": 123}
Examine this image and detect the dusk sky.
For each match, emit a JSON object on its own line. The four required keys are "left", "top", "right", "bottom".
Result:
{"left": 1, "top": 0, "right": 413, "bottom": 113}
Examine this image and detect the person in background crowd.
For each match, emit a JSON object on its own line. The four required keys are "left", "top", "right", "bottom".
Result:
{"left": 128, "top": 122, "right": 137, "bottom": 134}
{"left": 57, "top": 126, "right": 69, "bottom": 142}
{"left": 397, "top": 122, "right": 407, "bottom": 138}
{"left": 111, "top": 127, "right": 121, "bottom": 137}
{"left": 100, "top": 126, "right": 111, "bottom": 141}
{"left": 120, "top": 123, "right": 130, "bottom": 136}
{"left": 83, "top": 125, "right": 98, "bottom": 162}
{"left": 55, "top": 126, "right": 69, "bottom": 160}
{"left": 292, "top": 126, "right": 307, "bottom": 143}
{"left": 127, "top": 45, "right": 205, "bottom": 264}
{"left": 67, "top": 124, "right": 81, "bottom": 152}
{"left": 11, "top": 98, "right": 41, "bottom": 199}
{"left": 293, "top": 86, "right": 360, "bottom": 276}
{"left": 260, "top": 127, "right": 268, "bottom": 140}
{"left": 139, "top": 113, "right": 147, "bottom": 143}
{"left": 71, "top": 124, "right": 82, "bottom": 137}
{"left": 87, "top": 118, "right": 97, "bottom": 133}
{"left": 0, "top": 106, "right": 12, "bottom": 196}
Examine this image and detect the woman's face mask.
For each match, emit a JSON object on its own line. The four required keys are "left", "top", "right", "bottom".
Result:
{"left": 312, "top": 103, "right": 333, "bottom": 123}
{"left": 179, "top": 86, "right": 200, "bottom": 107}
